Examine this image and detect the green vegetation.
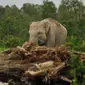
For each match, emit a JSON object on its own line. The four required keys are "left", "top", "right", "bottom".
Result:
{"left": 0, "top": 0, "right": 84, "bottom": 50}
{"left": 0, "top": 0, "right": 85, "bottom": 49}
{"left": 69, "top": 55, "right": 85, "bottom": 85}
{"left": 0, "top": 47, "right": 8, "bottom": 51}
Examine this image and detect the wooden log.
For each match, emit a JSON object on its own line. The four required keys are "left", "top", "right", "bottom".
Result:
{"left": 0, "top": 45, "right": 69, "bottom": 83}
{"left": 25, "top": 62, "right": 65, "bottom": 77}
{"left": 0, "top": 82, "right": 8, "bottom": 85}
{"left": 25, "top": 61, "right": 55, "bottom": 76}
{"left": 70, "top": 50, "right": 85, "bottom": 55}
{"left": 0, "top": 53, "right": 29, "bottom": 72}
{"left": 59, "top": 76, "right": 72, "bottom": 83}
{"left": 0, "top": 45, "right": 68, "bottom": 72}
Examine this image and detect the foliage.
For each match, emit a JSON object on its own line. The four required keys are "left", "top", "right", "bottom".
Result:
{"left": 0, "top": 47, "right": 7, "bottom": 52}
{"left": 5, "top": 35, "right": 22, "bottom": 47}
{"left": 0, "top": 0, "right": 85, "bottom": 50}
{"left": 42, "top": 0, "right": 57, "bottom": 19}
{"left": 0, "top": 4, "right": 42, "bottom": 47}
{"left": 69, "top": 55, "right": 85, "bottom": 85}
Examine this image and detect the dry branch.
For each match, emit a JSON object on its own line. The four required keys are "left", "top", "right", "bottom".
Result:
{"left": 59, "top": 76, "right": 72, "bottom": 83}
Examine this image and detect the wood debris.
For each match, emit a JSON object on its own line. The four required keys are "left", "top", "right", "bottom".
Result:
{"left": 0, "top": 45, "right": 74, "bottom": 85}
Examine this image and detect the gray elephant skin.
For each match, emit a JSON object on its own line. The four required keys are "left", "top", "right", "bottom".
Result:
{"left": 29, "top": 18, "right": 67, "bottom": 47}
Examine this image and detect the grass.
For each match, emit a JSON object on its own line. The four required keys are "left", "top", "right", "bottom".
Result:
{"left": 0, "top": 47, "right": 8, "bottom": 52}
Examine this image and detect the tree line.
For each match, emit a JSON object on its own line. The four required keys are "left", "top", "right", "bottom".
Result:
{"left": 0, "top": 0, "right": 85, "bottom": 51}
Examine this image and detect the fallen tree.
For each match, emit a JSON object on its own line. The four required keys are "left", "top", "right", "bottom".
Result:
{"left": 0, "top": 45, "right": 84, "bottom": 85}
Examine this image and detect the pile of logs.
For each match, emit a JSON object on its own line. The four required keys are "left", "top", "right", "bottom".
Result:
{"left": 0, "top": 45, "right": 85, "bottom": 85}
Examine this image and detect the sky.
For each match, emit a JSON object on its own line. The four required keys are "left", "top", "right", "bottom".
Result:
{"left": 0, "top": 0, "right": 62, "bottom": 8}
{"left": 0, "top": 0, "right": 85, "bottom": 8}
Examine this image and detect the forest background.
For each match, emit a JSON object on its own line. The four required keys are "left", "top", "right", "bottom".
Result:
{"left": 0, "top": 0, "right": 85, "bottom": 52}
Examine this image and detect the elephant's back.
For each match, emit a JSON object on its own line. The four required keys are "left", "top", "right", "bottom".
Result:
{"left": 46, "top": 18, "right": 61, "bottom": 28}
{"left": 46, "top": 18, "right": 67, "bottom": 35}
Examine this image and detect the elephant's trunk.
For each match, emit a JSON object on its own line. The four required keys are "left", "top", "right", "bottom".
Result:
{"left": 29, "top": 36, "right": 46, "bottom": 46}
{"left": 29, "top": 36, "right": 38, "bottom": 45}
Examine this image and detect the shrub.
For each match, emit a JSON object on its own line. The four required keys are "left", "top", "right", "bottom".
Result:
{"left": 5, "top": 35, "right": 22, "bottom": 47}
{"left": 69, "top": 55, "right": 85, "bottom": 85}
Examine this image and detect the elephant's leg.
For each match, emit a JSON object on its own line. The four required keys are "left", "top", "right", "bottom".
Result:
{"left": 46, "top": 32, "right": 56, "bottom": 47}
{"left": 55, "top": 33, "right": 66, "bottom": 46}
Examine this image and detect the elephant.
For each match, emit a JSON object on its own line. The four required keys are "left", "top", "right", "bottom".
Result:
{"left": 28, "top": 18, "right": 67, "bottom": 47}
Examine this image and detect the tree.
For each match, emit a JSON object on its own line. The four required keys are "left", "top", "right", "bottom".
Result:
{"left": 60, "top": 0, "right": 85, "bottom": 21}
{"left": 21, "top": 3, "right": 42, "bottom": 21}
{"left": 0, "top": 6, "right": 5, "bottom": 18}
{"left": 58, "top": 4, "right": 69, "bottom": 20}
{"left": 42, "top": 0, "right": 57, "bottom": 19}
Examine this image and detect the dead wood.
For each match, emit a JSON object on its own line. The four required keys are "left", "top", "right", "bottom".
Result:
{"left": 25, "top": 61, "right": 65, "bottom": 77}
{"left": 0, "top": 45, "right": 69, "bottom": 72}
{"left": 0, "top": 45, "right": 71, "bottom": 84}
{"left": 59, "top": 76, "right": 72, "bottom": 83}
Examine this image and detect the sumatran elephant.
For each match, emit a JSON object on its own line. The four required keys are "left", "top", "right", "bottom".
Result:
{"left": 28, "top": 18, "right": 67, "bottom": 47}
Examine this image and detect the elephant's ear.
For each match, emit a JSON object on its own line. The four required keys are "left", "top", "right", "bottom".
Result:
{"left": 44, "top": 21, "right": 51, "bottom": 35}
{"left": 44, "top": 21, "right": 56, "bottom": 47}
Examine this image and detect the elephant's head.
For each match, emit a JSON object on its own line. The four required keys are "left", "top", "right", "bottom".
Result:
{"left": 29, "top": 21, "right": 49, "bottom": 46}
